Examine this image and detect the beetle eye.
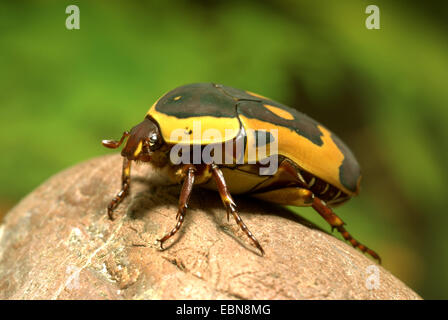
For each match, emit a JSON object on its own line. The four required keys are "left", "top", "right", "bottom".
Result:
{"left": 149, "top": 133, "right": 158, "bottom": 145}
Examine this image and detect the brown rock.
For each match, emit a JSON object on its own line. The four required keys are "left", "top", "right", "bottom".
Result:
{"left": 0, "top": 155, "right": 420, "bottom": 299}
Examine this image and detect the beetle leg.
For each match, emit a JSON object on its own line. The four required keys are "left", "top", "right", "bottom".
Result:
{"left": 107, "top": 157, "right": 132, "bottom": 220}
{"left": 211, "top": 164, "right": 265, "bottom": 256}
{"left": 102, "top": 131, "right": 130, "bottom": 149}
{"left": 253, "top": 186, "right": 380, "bottom": 262}
{"left": 276, "top": 158, "right": 308, "bottom": 186}
{"left": 251, "top": 187, "right": 314, "bottom": 206}
{"left": 312, "top": 197, "right": 381, "bottom": 263}
{"left": 157, "top": 164, "right": 196, "bottom": 249}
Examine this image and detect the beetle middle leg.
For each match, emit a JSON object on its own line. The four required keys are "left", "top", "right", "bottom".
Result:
{"left": 211, "top": 164, "right": 265, "bottom": 256}
{"left": 107, "top": 157, "right": 131, "bottom": 220}
{"left": 157, "top": 164, "right": 196, "bottom": 249}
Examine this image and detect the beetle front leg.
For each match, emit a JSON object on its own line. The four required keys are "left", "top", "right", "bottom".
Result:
{"left": 107, "top": 157, "right": 131, "bottom": 220}
{"left": 158, "top": 164, "right": 196, "bottom": 249}
{"left": 211, "top": 164, "right": 265, "bottom": 256}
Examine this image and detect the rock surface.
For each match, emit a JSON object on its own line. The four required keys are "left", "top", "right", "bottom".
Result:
{"left": 0, "top": 155, "right": 420, "bottom": 299}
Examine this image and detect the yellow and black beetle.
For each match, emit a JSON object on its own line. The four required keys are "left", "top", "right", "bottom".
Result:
{"left": 103, "top": 83, "right": 380, "bottom": 262}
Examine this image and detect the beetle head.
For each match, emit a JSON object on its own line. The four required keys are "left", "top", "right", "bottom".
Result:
{"left": 102, "top": 116, "right": 163, "bottom": 161}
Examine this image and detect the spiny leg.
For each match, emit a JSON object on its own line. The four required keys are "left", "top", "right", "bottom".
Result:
{"left": 211, "top": 164, "right": 264, "bottom": 255}
{"left": 158, "top": 164, "right": 196, "bottom": 249}
{"left": 107, "top": 157, "right": 131, "bottom": 220}
{"left": 312, "top": 197, "right": 381, "bottom": 263}
{"left": 276, "top": 159, "right": 381, "bottom": 262}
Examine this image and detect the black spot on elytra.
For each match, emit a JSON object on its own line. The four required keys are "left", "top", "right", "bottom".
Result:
{"left": 155, "top": 83, "right": 237, "bottom": 119}
{"left": 236, "top": 100, "right": 324, "bottom": 146}
{"left": 331, "top": 132, "right": 361, "bottom": 193}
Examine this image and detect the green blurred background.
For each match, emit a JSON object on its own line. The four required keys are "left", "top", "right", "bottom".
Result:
{"left": 1, "top": 0, "right": 447, "bottom": 299}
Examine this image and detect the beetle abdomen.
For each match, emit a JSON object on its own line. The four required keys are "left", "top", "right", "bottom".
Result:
{"left": 297, "top": 168, "right": 350, "bottom": 206}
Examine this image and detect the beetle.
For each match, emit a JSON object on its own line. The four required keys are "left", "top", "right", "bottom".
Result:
{"left": 102, "top": 83, "right": 380, "bottom": 262}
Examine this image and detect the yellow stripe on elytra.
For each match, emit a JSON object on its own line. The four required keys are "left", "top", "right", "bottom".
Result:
{"left": 264, "top": 104, "right": 295, "bottom": 120}
{"left": 246, "top": 91, "right": 270, "bottom": 100}
{"left": 147, "top": 107, "right": 240, "bottom": 145}
{"left": 238, "top": 115, "right": 351, "bottom": 195}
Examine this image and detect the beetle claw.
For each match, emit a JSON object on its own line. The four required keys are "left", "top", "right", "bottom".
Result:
{"left": 157, "top": 238, "right": 165, "bottom": 250}
{"left": 107, "top": 208, "right": 116, "bottom": 221}
{"left": 258, "top": 245, "right": 265, "bottom": 256}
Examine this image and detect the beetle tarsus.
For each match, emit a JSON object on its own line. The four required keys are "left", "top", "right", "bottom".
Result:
{"left": 107, "top": 207, "right": 116, "bottom": 220}
{"left": 228, "top": 205, "right": 265, "bottom": 256}
{"left": 157, "top": 208, "right": 186, "bottom": 249}
{"left": 102, "top": 131, "right": 130, "bottom": 149}
{"left": 211, "top": 164, "right": 265, "bottom": 256}
{"left": 106, "top": 157, "right": 131, "bottom": 221}
{"left": 336, "top": 225, "right": 381, "bottom": 263}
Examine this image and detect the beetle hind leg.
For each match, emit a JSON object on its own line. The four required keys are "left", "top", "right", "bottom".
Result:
{"left": 252, "top": 187, "right": 380, "bottom": 263}
{"left": 312, "top": 197, "right": 381, "bottom": 263}
{"left": 251, "top": 187, "right": 314, "bottom": 207}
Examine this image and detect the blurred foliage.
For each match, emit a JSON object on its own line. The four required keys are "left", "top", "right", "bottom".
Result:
{"left": 0, "top": 0, "right": 447, "bottom": 299}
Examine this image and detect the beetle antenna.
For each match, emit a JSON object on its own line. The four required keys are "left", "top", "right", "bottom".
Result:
{"left": 102, "top": 131, "right": 130, "bottom": 149}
